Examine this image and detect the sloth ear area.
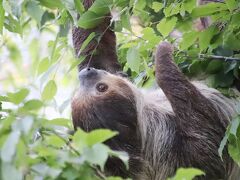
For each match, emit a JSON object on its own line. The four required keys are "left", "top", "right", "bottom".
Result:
{"left": 115, "top": 71, "right": 129, "bottom": 78}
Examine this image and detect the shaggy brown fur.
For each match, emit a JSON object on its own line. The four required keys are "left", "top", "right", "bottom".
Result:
{"left": 72, "top": 42, "right": 238, "bottom": 179}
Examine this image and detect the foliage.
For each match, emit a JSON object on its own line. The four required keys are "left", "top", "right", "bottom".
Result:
{"left": 0, "top": 0, "right": 240, "bottom": 179}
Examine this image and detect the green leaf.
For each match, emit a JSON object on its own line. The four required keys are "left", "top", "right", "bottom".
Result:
{"left": 152, "top": 2, "right": 163, "bottom": 12}
{"left": 43, "top": 118, "right": 71, "bottom": 128}
{"left": 126, "top": 47, "right": 141, "bottom": 73}
{"left": 228, "top": 142, "right": 240, "bottom": 164}
{"left": 26, "top": 1, "right": 44, "bottom": 26}
{"left": 87, "top": 129, "right": 118, "bottom": 146}
{"left": 38, "top": 57, "right": 50, "bottom": 75}
{"left": 83, "top": 144, "right": 109, "bottom": 170}
{"left": 121, "top": 11, "right": 131, "bottom": 31}
{"left": 24, "top": 99, "right": 43, "bottom": 110}
{"left": 106, "top": 177, "right": 123, "bottom": 180}
{"left": 188, "top": 59, "right": 203, "bottom": 74}
{"left": 61, "top": 0, "right": 78, "bottom": 24}
{"left": 4, "top": 15, "right": 22, "bottom": 34}
{"left": 59, "top": 98, "right": 71, "bottom": 113}
{"left": 142, "top": 27, "right": 162, "bottom": 48}
{"left": 78, "top": 32, "right": 96, "bottom": 55}
{"left": 40, "top": 11, "right": 55, "bottom": 26}
{"left": 1, "top": 162, "right": 23, "bottom": 180}
{"left": 224, "top": 61, "right": 237, "bottom": 74}
{"left": 157, "top": 17, "right": 177, "bottom": 37}
{"left": 206, "top": 61, "right": 223, "bottom": 74}
{"left": 0, "top": 116, "right": 14, "bottom": 134}
{"left": 4, "top": 0, "right": 22, "bottom": 18}
{"left": 77, "top": 0, "right": 112, "bottom": 28}
{"left": 12, "top": 116, "right": 34, "bottom": 134}
{"left": 199, "top": 26, "right": 217, "bottom": 51}
{"left": 1, "top": 130, "right": 21, "bottom": 162}
{"left": 37, "top": 0, "right": 63, "bottom": 9}
{"left": 179, "top": 31, "right": 198, "bottom": 50}
{"left": 7, "top": 88, "right": 29, "bottom": 105}
{"left": 15, "top": 139, "right": 27, "bottom": 167}
{"left": 225, "top": 0, "right": 237, "bottom": 12}
{"left": 89, "top": 0, "right": 112, "bottom": 15}
{"left": 182, "top": 0, "right": 196, "bottom": 13}
{"left": 169, "top": 168, "right": 205, "bottom": 180}
{"left": 78, "top": 11, "right": 105, "bottom": 29}
{"left": 0, "top": 0, "right": 5, "bottom": 34}
{"left": 223, "top": 34, "right": 240, "bottom": 51}
{"left": 0, "top": 95, "right": 9, "bottom": 102}
{"left": 191, "top": 3, "right": 228, "bottom": 18}
{"left": 68, "top": 56, "right": 85, "bottom": 72}
{"left": 72, "top": 129, "right": 118, "bottom": 154}
{"left": 135, "top": 0, "right": 146, "bottom": 10}
{"left": 164, "top": 3, "right": 181, "bottom": 17}
{"left": 41, "top": 80, "right": 57, "bottom": 101}
{"left": 74, "top": 0, "right": 85, "bottom": 14}
{"left": 229, "top": 117, "right": 240, "bottom": 136}
{"left": 218, "top": 133, "right": 228, "bottom": 159}
{"left": 109, "top": 150, "right": 129, "bottom": 169}
{"left": 31, "top": 163, "right": 61, "bottom": 178}
{"left": 208, "top": 72, "right": 234, "bottom": 88}
{"left": 45, "top": 135, "right": 66, "bottom": 148}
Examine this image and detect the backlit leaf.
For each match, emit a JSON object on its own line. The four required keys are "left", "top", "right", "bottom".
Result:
{"left": 41, "top": 80, "right": 57, "bottom": 101}
{"left": 38, "top": 57, "right": 50, "bottom": 75}
{"left": 169, "top": 168, "right": 205, "bottom": 180}
{"left": 157, "top": 17, "right": 177, "bottom": 37}
{"left": 0, "top": 0, "right": 5, "bottom": 34}
{"left": 179, "top": 31, "right": 198, "bottom": 50}
{"left": 78, "top": 32, "right": 96, "bottom": 56}
{"left": 225, "top": 0, "right": 237, "bottom": 12}
{"left": 24, "top": 99, "right": 43, "bottom": 110}
{"left": 199, "top": 26, "right": 217, "bottom": 51}
{"left": 26, "top": 1, "right": 44, "bottom": 25}
{"left": 1, "top": 130, "right": 21, "bottom": 162}
{"left": 78, "top": 11, "right": 105, "bottom": 29}
{"left": 74, "top": 0, "right": 85, "bottom": 14}
{"left": 152, "top": 2, "right": 163, "bottom": 12}
{"left": 7, "top": 88, "right": 29, "bottom": 105}
{"left": 191, "top": 3, "right": 228, "bottom": 18}
{"left": 126, "top": 47, "right": 141, "bottom": 73}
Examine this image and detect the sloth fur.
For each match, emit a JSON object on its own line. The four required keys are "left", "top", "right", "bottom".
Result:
{"left": 71, "top": 42, "right": 238, "bottom": 180}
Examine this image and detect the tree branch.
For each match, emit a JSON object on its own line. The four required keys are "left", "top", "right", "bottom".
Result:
{"left": 198, "top": 54, "right": 240, "bottom": 62}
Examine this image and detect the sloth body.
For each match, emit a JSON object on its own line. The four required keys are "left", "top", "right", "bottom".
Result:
{"left": 72, "top": 42, "right": 238, "bottom": 179}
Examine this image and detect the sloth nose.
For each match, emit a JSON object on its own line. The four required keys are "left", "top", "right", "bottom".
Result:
{"left": 79, "top": 67, "right": 100, "bottom": 87}
{"left": 79, "top": 67, "right": 98, "bottom": 80}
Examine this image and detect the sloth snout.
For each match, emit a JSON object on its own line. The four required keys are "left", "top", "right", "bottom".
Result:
{"left": 78, "top": 67, "right": 101, "bottom": 88}
{"left": 79, "top": 67, "right": 98, "bottom": 80}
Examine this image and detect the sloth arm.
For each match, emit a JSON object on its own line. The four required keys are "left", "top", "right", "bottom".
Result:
{"left": 155, "top": 42, "right": 222, "bottom": 132}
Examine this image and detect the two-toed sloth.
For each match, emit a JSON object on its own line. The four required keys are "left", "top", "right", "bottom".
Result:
{"left": 71, "top": 42, "right": 239, "bottom": 179}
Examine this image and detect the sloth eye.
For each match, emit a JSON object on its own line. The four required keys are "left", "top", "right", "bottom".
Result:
{"left": 96, "top": 83, "right": 108, "bottom": 92}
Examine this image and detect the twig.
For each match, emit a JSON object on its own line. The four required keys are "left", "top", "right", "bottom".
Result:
{"left": 41, "top": 128, "right": 81, "bottom": 156}
{"left": 90, "top": 165, "right": 107, "bottom": 180}
{"left": 117, "top": 31, "right": 147, "bottom": 42}
{"left": 86, "top": 20, "right": 112, "bottom": 67}
{"left": 198, "top": 54, "right": 240, "bottom": 62}
{"left": 42, "top": 129, "right": 107, "bottom": 179}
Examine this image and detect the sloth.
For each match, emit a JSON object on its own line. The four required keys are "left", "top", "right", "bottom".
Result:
{"left": 71, "top": 42, "right": 238, "bottom": 180}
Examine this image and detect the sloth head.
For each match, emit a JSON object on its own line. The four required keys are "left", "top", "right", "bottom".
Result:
{"left": 71, "top": 67, "right": 140, "bottom": 151}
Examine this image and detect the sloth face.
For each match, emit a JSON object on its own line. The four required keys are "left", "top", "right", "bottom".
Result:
{"left": 72, "top": 68, "right": 140, "bottom": 150}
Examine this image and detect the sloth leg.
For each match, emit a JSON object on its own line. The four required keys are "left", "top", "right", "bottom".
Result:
{"left": 155, "top": 42, "right": 221, "bottom": 131}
